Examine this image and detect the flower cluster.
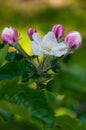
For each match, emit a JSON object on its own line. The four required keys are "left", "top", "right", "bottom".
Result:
{"left": 1, "top": 24, "right": 82, "bottom": 58}
{"left": 1, "top": 24, "right": 82, "bottom": 76}
{"left": 27, "top": 24, "right": 82, "bottom": 57}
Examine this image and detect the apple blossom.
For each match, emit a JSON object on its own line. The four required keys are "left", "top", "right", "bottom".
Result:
{"left": 1, "top": 27, "right": 18, "bottom": 44}
{"left": 65, "top": 31, "right": 82, "bottom": 50}
{"left": 27, "top": 28, "right": 37, "bottom": 40}
{"left": 31, "top": 31, "right": 68, "bottom": 57}
{"left": 52, "top": 24, "right": 64, "bottom": 40}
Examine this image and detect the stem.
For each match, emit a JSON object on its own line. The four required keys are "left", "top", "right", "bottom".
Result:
{"left": 42, "top": 56, "right": 64, "bottom": 74}
{"left": 41, "top": 55, "right": 47, "bottom": 71}
{"left": 41, "top": 55, "right": 52, "bottom": 73}
{"left": 36, "top": 56, "right": 39, "bottom": 64}
{"left": 14, "top": 43, "right": 37, "bottom": 69}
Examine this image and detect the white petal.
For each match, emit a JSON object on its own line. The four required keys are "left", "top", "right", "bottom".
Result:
{"left": 32, "top": 33, "right": 42, "bottom": 45}
{"left": 2, "top": 27, "right": 13, "bottom": 36}
{"left": 43, "top": 31, "right": 57, "bottom": 47}
{"left": 2, "top": 27, "right": 8, "bottom": 35}
{"left": 52, "top": 42, "right": 68, "bottom": 57}
{"left": 31, "top": 41, "right": 43, "bottom": 56}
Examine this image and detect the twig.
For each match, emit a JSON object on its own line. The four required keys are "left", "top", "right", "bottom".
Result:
{"left": 14, "top": 43, "right": 37, "bottom": 69}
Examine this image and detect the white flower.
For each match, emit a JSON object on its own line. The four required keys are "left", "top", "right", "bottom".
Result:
{"left": 31, "top": 31, "right": 68, "bottom": 57}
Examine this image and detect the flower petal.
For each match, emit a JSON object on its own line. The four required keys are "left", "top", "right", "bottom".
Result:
{"left": 2, "top": 27, "right": 13, "bottom": 36}
{"left": 1, "top": 27, "right": 18, "bottom": 44}
{"left": 32, "top": 33, "right": 42, "bottom": 45}
{"left": 12, "top": 28, "right": 18, "bottom": 42}
{"left": 52, "top": 24, "right": 64, "bottom": 39}
{"left": 43, "top": 31, "right": 57, "bottom": 47}
{"left": 31, "top": 41, "right": 43, "bottom": 56}
{"left": 2, "top": 34, "right": 13, "bottom": 44}
{"left": 52, "top": 42, "right": 68, "bottom": 57}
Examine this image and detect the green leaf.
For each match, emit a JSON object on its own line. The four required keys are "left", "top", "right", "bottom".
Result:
{"left": 6, "top": 51, "right": 23, "bottom": 61}
{"left": 55, "top": 116, "right": 86, "bottom": 130}
{"left": 22, "top": 61, "right": 37, "bottom": 82}
{"left": 54, "top": 66, "right": 86, "bottom": 100}
{"left": 0, "top": 100, "right": 31, "bottom": 122}
{"left": 0, "top": 60, "right": 26, "bottom": 80}
{"left": 43, "top": 89, "right": 60, "bottom": 109}
{"left": 0, "top": 44, "right": 9, "bottom": 66}
{"left": 0, "top": 118, "right": 41, "bottom": 130}
{"left": 0, "top": 108, "right": 13, "bottom": 121}
{"left": 46, "top": 80, "right": 55, "bottom": 91}
{"left": 0, "top": 60, "right": 36, "bottom": 81}
{"left": 0, "top": 77, "right": 55, "bottom": 125}
{"left": 80, "top": 113, "right": 86, "bottom": 123}
{"left": 0, "top": 44, "right": 4, "bottom": 49}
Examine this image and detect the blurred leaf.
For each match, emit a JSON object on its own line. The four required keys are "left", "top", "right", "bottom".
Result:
{"left": 63, "top": 54, "right": 72, "bottom": 64}
{"left": 0, "top": 60, "right": 26, "bottom": 80}
{"left": 22, "top": 61, "right": 37, "bottom": 82}
{"left": 0, "top": 44, "right": 4, "bottom": 49}
{"left": 80, "top": 113, "right": 86, "bottom": 123}
{"left": 43, "top": 89, "right": 59, "bottom": 109}
{"left": 55, "top": 116, "right": 86, "bottom": 130}
{"left": 55, "top": 108, "right": 75, "bottom": 118}
{"left": 0, "top": 119, "right": 41, "bottom": 130}
{"left": 0, "top": 44, "right": 9, "bottom": 66}
{"left": 0, "top": 77, "right": 55, "bottom": 125}
{"left": 51, "top": 57, "right": 61, "bottom": 72}
{"left": 0, "top": 59, "right": 36, "bottom": 81}
{"left": 6, "top": 51, "right": 23, "bottom": 61}
{"left": 53, "top": 47, "right": 86, "bottom": 101}
{"left": 54, "top": 65, "right": 86, "bottom": 100}
{"left": 0, "top": 108, "right": 13, "bottom": 121}
{"left": 0, "top": 100, "right": 31, "bottom": 122}
{"left": 46, "top": 80, "right": 55, "bottom": 91}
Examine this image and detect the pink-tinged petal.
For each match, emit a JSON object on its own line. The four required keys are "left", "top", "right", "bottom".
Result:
{"left": 65, "top": 31, "right": 82, "bottom": 50}
{"left": 1, "top": 27, "right": 19, "bottom": 44}
{"left": 12, "top": 28, "right": 18, "bottom": 42}
{"left": 52, "top": 24, "right": 64, "bottom": 39}
{"left": 2, "top": 34, "right": 13, "bottom": 44}
{"left": 27, "top": 28, "right": 37, "bottom": 40}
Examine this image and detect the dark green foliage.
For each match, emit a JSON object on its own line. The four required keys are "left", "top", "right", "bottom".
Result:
{"left": 0, "top": 41, "right": 86, "bottom": 129}
{"left": 0, "top": 77, "right": 55, "bottom": 124}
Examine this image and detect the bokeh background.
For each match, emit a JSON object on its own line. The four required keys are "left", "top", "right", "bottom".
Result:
{"left": 0, "top": 0, "right": 86, "bottom": 129}
{"left": 0, "top": 0, "right": 86, "bottom": 54}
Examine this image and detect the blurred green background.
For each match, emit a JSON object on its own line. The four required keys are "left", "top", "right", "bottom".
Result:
{"left": 0, "top": 0, "right": 86, "bottom": 54}
{"left": 0, "top": 0, "right": 86, "bottom": 129}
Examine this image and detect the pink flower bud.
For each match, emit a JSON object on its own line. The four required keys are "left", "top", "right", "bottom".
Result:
{"left": 27, "top": 28, "right": 37, "bottom": 40}
{"left": 1, "top": 27, "right": 18, "bottom": 44}
{"left": 65, "top": 31, "right": 82, "bottom": 50}
{"left": 52, "top": 24, "right": 64, "bottom": 39}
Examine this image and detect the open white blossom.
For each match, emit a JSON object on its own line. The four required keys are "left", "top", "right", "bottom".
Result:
{"left": 31, "top": 31, "right": 68, "bottom": 57}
